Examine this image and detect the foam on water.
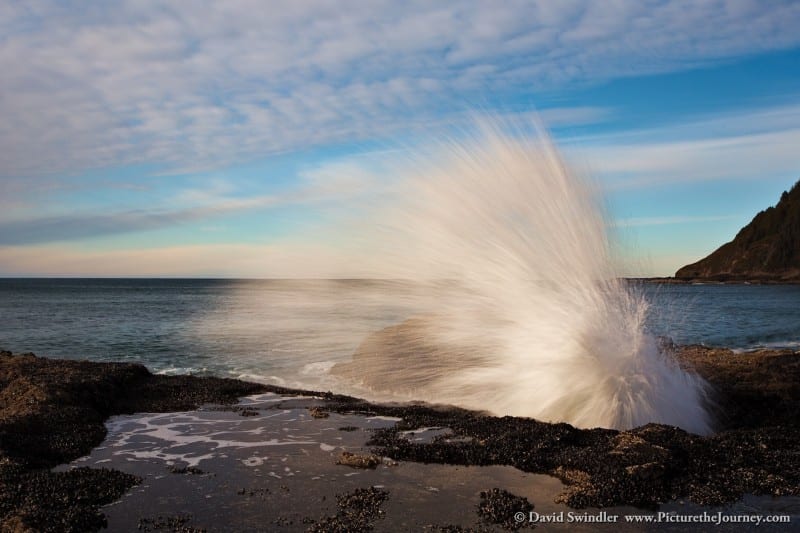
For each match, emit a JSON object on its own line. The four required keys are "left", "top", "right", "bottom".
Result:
{"left": 70, "top": 393, "right": 402, "bottom": 472}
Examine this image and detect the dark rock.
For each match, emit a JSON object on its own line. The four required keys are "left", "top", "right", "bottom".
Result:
{"left": 167, "top": 465, "right": 205, "bottom": 475}
{"left": 308, "top": 406, "right": 330, "bottom": 419}
{"left": 0, "top": 466, "right": 140, "bottom": 533}
{"left": 676, "top": 344, "right": 800, "bottom": 428}
{"left": 335, "top": 451, "right": 381, "bottom": 469}
{"left": 349, "top": 346, "right": 800, "bottom": 509}
{"left": 676, "top": 179, "right": 800, "bottom": 281}
{"left": 425, "top": 526, "right": 490, "bottom": 533}
{"left": 307, "top": 486, "right": 389, "bottom": 532}
{"left": 0, "top": 351, "right": 266, "bottom": 532}
{"left": 331, "top": 317, "right": 488, "bottom": 396}
{"left": 137, "top": 514, "right": 206, "bottom": 532}
{"left": 477, "top": 488, "right": 534, "bottom": 530}
{"left": 209, "top": 405, "right": 260, "bottom": 417}
{"left": 4, "top": 346, "right": 800, "bottom": 527}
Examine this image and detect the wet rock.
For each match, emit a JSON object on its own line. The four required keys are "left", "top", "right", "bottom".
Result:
{"left": 335, "top": 451, "right": 381, "bottom": 469}
{"left": 308, "top": 406, "right": 330, "bottom": 419}
{"left": 4, "top": 346, "right": 800, "bottom": 526}
{"left": 209, "top": 405, "right": 260, "bottom": 417}
{"left": 477, "top": 488, "right": 534, "bottom": 530}
{"left": 273, "top": 516, "right": 294, "bottom": 526}
{"left": 307, "top": 486, "right": 389, "bottom": 532}
{"left": 675, "top": 345, "right": 800, "bottom": 429}
{"left": 425, "top": 526, "right": 490, "bottom": 533}
{"left": 0, "top": 466, "right": 140, "bottom": 533}
{"left": 167, "top": 465, "right": 205, "bottom": 475}
{"left": 0, "top": 351, "right": 265, "bottom": 532}
{"left": 237, "top": 487, "right": 271, "bottom": 497}
{"left": 608, "top": 433, "right": 669, "bottom": 464}
{"left": 360, "top": 397, "right": 800, "bottom": 509}
{"left": 552, "top": 467, "right": 598, "bottom": 508}
{"left": 624, "top": 462, "right": 665, "bottom": 481}
{"left": 137, "top": 514, "right": 206, "bottom": 532}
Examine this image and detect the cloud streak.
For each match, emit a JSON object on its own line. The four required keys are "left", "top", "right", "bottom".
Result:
{"left": 0, "top": 165, "right": 379, "bottom": 245}
{"left": 0, "top": 196, "right": 277, "bottom": 245}
{"left": 571, "top": 104, "right": 800, "bottom": 188}
{"left": 2, "top": 0, "right": 799, "bottom": 180}
{"left": 0, "top": 242, "right": 383, "bottom": 278}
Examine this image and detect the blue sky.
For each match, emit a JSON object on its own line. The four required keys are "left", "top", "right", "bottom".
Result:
{"left": 1, "top": 1, "right": 799, "bottom": 277}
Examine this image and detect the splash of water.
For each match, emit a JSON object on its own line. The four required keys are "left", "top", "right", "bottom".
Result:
{"left": 328, "top": 120, "right": 712, "bottom": 434}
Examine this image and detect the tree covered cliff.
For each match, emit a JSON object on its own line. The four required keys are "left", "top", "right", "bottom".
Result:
{"left": 675, "top": 180, "right": 800, "bottom": 281}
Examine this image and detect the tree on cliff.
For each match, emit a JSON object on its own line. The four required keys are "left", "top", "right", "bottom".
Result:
{"left": 675, "top": 180, "right": 800, "bottom": 281}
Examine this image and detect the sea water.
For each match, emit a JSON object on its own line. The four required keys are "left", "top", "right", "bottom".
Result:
{"left": 1, "top": 279, "right": 799, "bottom": 424}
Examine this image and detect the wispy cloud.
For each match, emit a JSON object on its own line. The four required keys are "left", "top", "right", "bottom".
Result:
{"left": 0, "top": 164, "right": 381, "bottom": 244}
{"left": 0, "top": 244, "right": 278, "bottom": 277}
{"left": 611, "top": 215, "right": 737, "bottom": 228}
{"left": 0, "top": 242, "right": 382, "bottom": 278}
{"left": 2, "top": 0, "right": 799, "bottom": 180}
{"left": 0, "top": 196, "right": 277, "bottom": 245}
{"left": 571, "top": 104, "right": 800, "bottom": 188}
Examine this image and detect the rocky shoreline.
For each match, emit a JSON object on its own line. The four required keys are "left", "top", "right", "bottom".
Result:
{"left": 674, "top": 180, "right": 800, "bottom": 283}
{"left": 632, "top": 277, "right": 800, "bottom": 285}
{"left": 1, "top": 346, "right": 799, "bottom": 531}
{"left": 0, "top": 351, "right": 266, "bottom": 531}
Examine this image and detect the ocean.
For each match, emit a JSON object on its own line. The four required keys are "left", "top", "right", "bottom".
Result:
{"left": 1, "top": 278, "right": 799, "bottom": 393}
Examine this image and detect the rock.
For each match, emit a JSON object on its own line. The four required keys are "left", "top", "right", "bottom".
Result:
{"left": 675, "top": 345, "right": 800, "bottom": 428}
{"left": 0, "top": 351, "right": 265, "bottom": 532}
{"left": 608, "top": 433, "right": 669, "bottom": 465}
{"left": 676, "top": 179, "right": 800, "bottom": 281}
{"left": 137, "top": 514, "right": 206, "bottom": 532}
{"left": 308, "top": 406, "right": 329, "bottom": 419}
{"left": 0, "top": 467, "right": 141, "bottom": 533}
{"left": 624, "top": 462, "right": 665, "bottom": 481}
{"left": 477, "top": 488, "right": 534, "bottom": 530}
{"left": 4, "top": 346, "right": 800, "bottom": 525}
{"left": 335, "top": 451, "right": 381, "bottom": 469}
{"left": 307, "top": 487, "right": 389, "bottom": 532}
{"left": 356, "top": 346, "right": 800, "bottom": 509}
{"left": 167, "top": 465, "right": 205, "bottom": 475}
{"left": 330, "top": 317, "right": 488, "bottom": 396}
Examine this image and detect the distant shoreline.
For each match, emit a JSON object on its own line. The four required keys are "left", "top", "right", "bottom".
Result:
{"left": 630, "top": 277, "right": 800, "bottom": 285}
{"left": 2, "top": 276, "right": 800, "bottom": 285}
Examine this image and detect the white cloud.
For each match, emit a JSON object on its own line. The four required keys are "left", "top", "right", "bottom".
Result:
{"left": 2, "top": 0, "right": 799, "bottom": 180}
{"left": 570, "top": 104, "right": 800, "bottom": 188}
{"left": 0, "top": 194, "right": 280, "bottom": 245}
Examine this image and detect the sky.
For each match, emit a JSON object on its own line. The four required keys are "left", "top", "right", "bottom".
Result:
{"left": 1, "top": 0, "right": 799, "bottom": 277}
